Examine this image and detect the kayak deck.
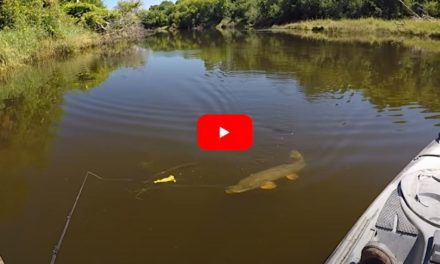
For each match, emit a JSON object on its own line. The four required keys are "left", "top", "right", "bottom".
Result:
{"left": 327, "top": 138, "right": 440, "bottom": 264}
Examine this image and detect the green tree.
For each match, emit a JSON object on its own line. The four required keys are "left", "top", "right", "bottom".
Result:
{"left": 59, "top": 0, "right": 105, "bottom": 8}
{"left": 139, "top": 1, "right": 174, "bottom": 28}
{"left": 116, "top": 0, "right": 141, "bottom": 14}
{"left": 228, "top": 0, "right": 258, "bottom": 26}
{"left": 172, "top": 0, "right": 227, "bottom": 29}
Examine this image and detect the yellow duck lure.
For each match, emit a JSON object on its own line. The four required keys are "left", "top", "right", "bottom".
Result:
{"left": 153, "top": 175, "right": 176, "bottom": 184}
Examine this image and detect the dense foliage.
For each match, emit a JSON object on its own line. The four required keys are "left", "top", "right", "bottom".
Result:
{"left": 140, "top": 0, "right": 440, "bottom": 29}
{"left": 0, "top": 0, "right": 145, "bottom": 70}
{"left": 0, "top": 0, "right": 65, "bottom": 34}
{"left": 61, "top": 0, "right": 143, "bottom": 32}
{"left": 0, "top": 0, "right": 144, "bottom": 32}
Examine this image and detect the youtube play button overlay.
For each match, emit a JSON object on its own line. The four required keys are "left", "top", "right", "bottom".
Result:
{"left": 219, "top": 127, "right": 229, "bottom": 138}
{"left": 197, "top": 114, "right": 253, "bottom": 151}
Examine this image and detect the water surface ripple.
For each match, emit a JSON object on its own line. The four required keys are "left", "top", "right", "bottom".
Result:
{"left": 0, "top": 31, "right": 439, "bottom": 264}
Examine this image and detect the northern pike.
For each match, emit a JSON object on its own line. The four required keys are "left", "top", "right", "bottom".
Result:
{"left": 225, "top": 150, "right": 305, "bottom": 194}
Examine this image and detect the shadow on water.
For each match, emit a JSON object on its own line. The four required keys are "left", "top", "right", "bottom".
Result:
{"left": 145, "top": 30, "right": 440, "bottom": 114}
{"left": 0, "top": 45, "right": 146, "bottom": 220}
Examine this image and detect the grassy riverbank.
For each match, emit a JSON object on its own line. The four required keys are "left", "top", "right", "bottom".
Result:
{"left": 273, "top": 18, "right": 440, "bottom": 38}
{"left": 0, "top": 0, "right": 146, "bottom": 73}
{"left": 0, "top": 24, "right": 147, "bottom": 73}
{"left": 0, "top": 24, "right": 98, "bottom": 72}
{"left": 270, "top": 18, "right": 440, "bottom": 53}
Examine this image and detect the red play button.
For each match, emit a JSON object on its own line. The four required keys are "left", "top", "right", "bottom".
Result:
{"left": 197, "top": 114, "right": 253, "bottom": 151}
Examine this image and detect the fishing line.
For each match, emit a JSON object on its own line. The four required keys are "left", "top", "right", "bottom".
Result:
{"left": 50, "top": 164, "right": 216, "bottom": 262}
{"left": 142, "top": 162, "right": 198, "bottom": 184}
{"left": 134, "top": 183, "right": 224, "bottom": 199}
{"left": 87, "top": 171, "right": 134, "bottom": 181}
{"left": 50, "top": 171, "right": 137, "bottom": 263}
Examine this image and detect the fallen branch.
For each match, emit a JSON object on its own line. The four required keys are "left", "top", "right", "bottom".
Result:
{"left": 397, "top": 0, "right": 422, "bottom": 19}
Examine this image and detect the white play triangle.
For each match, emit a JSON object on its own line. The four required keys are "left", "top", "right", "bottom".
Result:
{"left": 219, "top": 127, "right": 229, "bottom": 138}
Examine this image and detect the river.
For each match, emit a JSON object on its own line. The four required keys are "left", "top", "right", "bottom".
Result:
{"left": 0, "top": 31, "right": 440, "bottom": 263}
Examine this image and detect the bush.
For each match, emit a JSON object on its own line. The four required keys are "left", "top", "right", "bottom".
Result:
{"left": 62, "top": 2, "right": 120, "bottom": 32}
{"left": 424, "top": 1, "right": 440, "bottom": 17}
{"left": 41, "top": 6, "right": 63, "bottom": 37}
{"left": 81, "top": 10, "right": 108, "bottom": 32}
{"left": 63, "top": 2, "right": 99, "bottom": 18}
{"left": 59, "top": 0, "right": 104, "bottom": 8}
{"left": 0, "top": 0, "right": 47, "bottom": 29}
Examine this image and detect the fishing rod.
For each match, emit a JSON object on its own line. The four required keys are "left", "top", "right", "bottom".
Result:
{"left": 49, "top": 171, "right": 132, "bottom": 264}
{"left": 50, "top": 172, "right": 89, "bottom": 264}
{"left": 49, "top": 163, "right": 199, "bottom": 263}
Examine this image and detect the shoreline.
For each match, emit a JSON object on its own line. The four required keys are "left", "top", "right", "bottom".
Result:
{"left": 3, "top": 18, "right": 440, "bottom": 74}
{"left": 268, "top": 18, "right": 440, "bottom": 53}
{"left": 0, "top": 26, "right": 98, "bottom": 74}
{"left": 272, "top": 18, "right": 440, "bottom": 38}
{"left": 0, "top": 27, "right": 150, "bottom": 75}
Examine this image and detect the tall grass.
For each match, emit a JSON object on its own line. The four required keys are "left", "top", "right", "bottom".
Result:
{"left": 270, "top": 18, "right": 440, "bottom": 53}
{"left": 275, "top": 18, "right": 440, "bottom": 38}
{"left": 0, "top": 18, "right": 99, "bottom": 72}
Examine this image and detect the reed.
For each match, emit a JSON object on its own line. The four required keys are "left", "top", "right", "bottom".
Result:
{"left": 274, "top": 18, "right": 440, "bottom": 39}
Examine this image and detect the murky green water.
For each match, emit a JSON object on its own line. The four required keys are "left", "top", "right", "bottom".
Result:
{"left": 1, "top": 31, "right": 440, "bottom": 264}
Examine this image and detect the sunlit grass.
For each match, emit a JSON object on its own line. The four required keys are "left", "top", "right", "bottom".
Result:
{"left": 0, "top": 20, "right": 99, "bottom": 73}
{"left": 271, "top": 18, "right": 440, "bottom": 53}
{"left": 274, "top": 18, "right": 440, "bottom": 38}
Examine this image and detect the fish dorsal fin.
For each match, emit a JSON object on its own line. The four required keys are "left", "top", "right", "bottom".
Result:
{"left": 286, "top": 173, "right": 299, "bottom": 180}
{"left": 260, "top": 181, "right": 277, "bottom": 190}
